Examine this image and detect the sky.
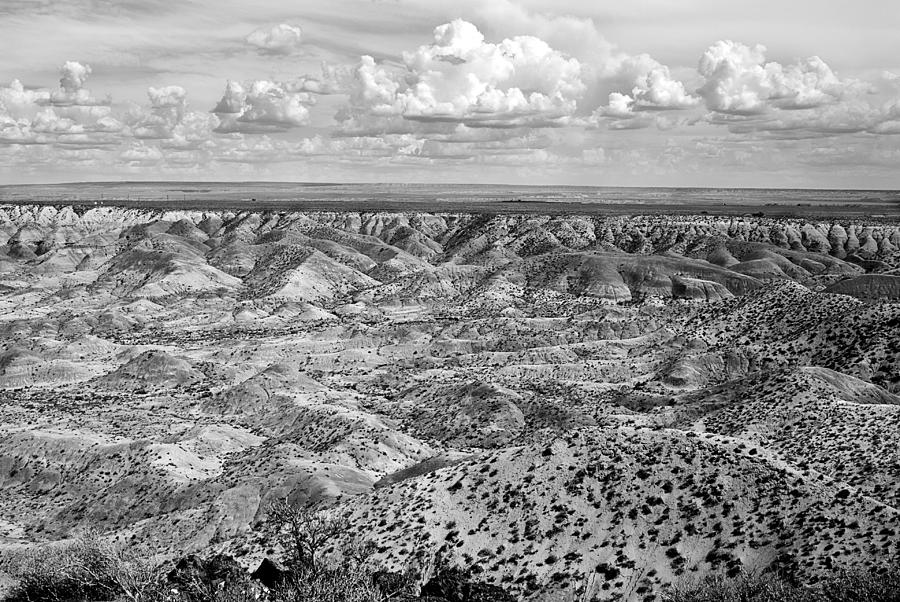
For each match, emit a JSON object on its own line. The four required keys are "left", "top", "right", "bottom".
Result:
{"left": 1, "top": 0, "right": 899, "bottom": 188}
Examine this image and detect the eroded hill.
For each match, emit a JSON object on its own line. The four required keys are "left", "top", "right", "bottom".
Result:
{"left": 1, "top": 205, "right": 898, "bottom": 601}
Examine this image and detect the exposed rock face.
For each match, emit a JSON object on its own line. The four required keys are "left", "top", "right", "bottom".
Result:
{"left": 1, "top": 204, "right": 898, "bottom": 602}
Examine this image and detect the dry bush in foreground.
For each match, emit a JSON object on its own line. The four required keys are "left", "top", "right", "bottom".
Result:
{"left": 1, "top": 502, "right": 441, "bottom": 602}
{"left": 3, "top": 532, "right": 165, "bottom": 602}
{"left": 664, "top": 567, "right": 900, "bottom": 602}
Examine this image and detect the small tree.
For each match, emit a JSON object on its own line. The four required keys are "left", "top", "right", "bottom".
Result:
{"left": 268, "top": 499, "right": 350, "bottom": 572}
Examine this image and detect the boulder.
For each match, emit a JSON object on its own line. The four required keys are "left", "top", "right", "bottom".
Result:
{"left": 250, "top": 557, "right": 290, "bottom": 589}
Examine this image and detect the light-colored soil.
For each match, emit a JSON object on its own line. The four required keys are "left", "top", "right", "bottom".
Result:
{"left": 1, "top": 204, "right": 898, "bottom": 600}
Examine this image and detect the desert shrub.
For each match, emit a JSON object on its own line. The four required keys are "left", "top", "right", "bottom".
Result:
{"left": 664, "top": 571, "right": 814, "bottom": 602}
{"left": 272, "top": 565, "right": 385, "bottom": 602}
{"left": 3, "top": 532, "right": 165, "bottom": 602}
{"left": 1, "top": 502, "right": 513, "bottom": 602}
{"left": 664, "top": 566, "right": 900, "bottom": 602}
{"left": 817, "top": 566, "right": 900, "bottom": 602}
{"left": 3, "top": 540, "right": 115, "bottom": 602}
{"left": 166, "top": 554, "right": 261, "bottom": 602}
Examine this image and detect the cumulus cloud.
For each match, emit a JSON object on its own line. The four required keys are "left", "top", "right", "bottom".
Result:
{"left": 246, "top": 23, "right": 303, "bottom": 55}
{"left": 123, "top": 85, "right": 216, "bottom": 150}
{"left": 148, "top": 85, "right": 187, "bottom": 110}
{"left": 0, "top": 79, "right": 50, "bottom": 121}
{"left": 212, "top": 80, "right": 314, "bottom": 133}
{"left": 59, "top": 61, "right": 90, "bottom": 93}
{"left": 592, "top": 59, "right": 698, "bottom": 129}
{"left": 2, "top": 11, "right": 900, "bottom": 186}
{"left": 212, "top": 81, "right": 244, "bottom": 115}
{"left": 697, "top": 41, "right": 852, "bottom": 115}
{"left": 470, "top": 4, "right": 699, "bottom": 120}
{"left": 870, "top": 101, "right": 900, "bottom": 135}
{"left": 0, "top": 62, "right": 120, "bottom": 148}
{"left": 290, "top": 63, "right": 354, "bottom": 95}
{"left": 130, "top": 85, "right": 188, "bottom": 139}
{"left": 46, "top": 61, "right": 109, "bottom": 107}
{"left": 631, "top": 65, "right": 699, "bottom": 110}
{"left": 0, "top": 63, "right": 217, "bottom": 177}
{"left": 689, "top": 41, "right": 900, "bottom": 139}
{"left": 712, "top": 100, "right": 874, "bottom": 139}
{"left": 601, "top": 93, "right": 634, "bottom": 119}
{"left": 342, "top": 19, "right": 585, "bottom": 130}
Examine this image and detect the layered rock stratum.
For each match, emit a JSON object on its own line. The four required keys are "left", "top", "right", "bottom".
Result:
{"left": 1, "top": 204, "right": 898, "bottom": 601}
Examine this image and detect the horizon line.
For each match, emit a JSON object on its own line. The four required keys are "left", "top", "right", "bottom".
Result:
{"left": 1, "top": 180, "right": 899, "bottom": 194}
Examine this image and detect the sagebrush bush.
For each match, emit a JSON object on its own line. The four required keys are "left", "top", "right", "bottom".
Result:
{"left": 664, "top": 566, "right": 900, "bottom": 602}
{"left": 664, "top": 572, "right": 815, "bottom": 602}
{"left": 272, "top": 566, "right": 384, "bottom": 602}
{"left": 817, "top": 567, "right": 900, "bottom": 602}
{"left": 3, "top": 532, "right": 164, "bottom": 602}
{"left": 0, "top": 503, "right": 419, "bottom": 602}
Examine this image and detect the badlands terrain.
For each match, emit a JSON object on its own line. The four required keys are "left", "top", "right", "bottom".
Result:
{"left": 0, "top": 201, "right": 899, "bottom": 600}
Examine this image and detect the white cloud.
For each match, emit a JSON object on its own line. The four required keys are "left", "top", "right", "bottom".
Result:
{"left": 1, "top": 5, "right": 899, "bottom": 187}
{"left": 698, "top": 41, "right": 853, "bottom": 115}
{"left": 343, "top": 19, "right": 585, "bottom": 129}
{"left": 213, "top": 80, "right": 314, "bottom": 133}
{"left": 58, "top": 60, "right": 91, "bottom": 93}
{"left": 130, "top": 85, "right": 192, "bottom": 140}
{"left": 31, "top": 109, "right": 78, "bottom": 134}
{"left": 598, "top": 92, "right": 635, "bottom": 119}
{"left": 0, "top": 79, "right": 50, "bottom": 121}
{"left": 0, "top": 63, "right": 120, "bottom": 147}
{"left": 212, "top": 81, "right": 244, "bottom": 115}
{"left": 467, "top": 4, "right": 700, "bottom": 120}
{"left": 632, "top": 65, "right": 699, "bottom": 110}
{"left": 47, "top": 61, "right": 109, "bottom": 107}
{"left": 246, "top": 23, "right": 303, "bottom": 55}
{"left": 148, "top": 85, "right": 187, "bottom": 110}
{"left": 120, "top": 142, "right": 164, "bottom": 165}
{"left": 865, "top": 101, "right": 900, "bottom": 135}
{"left": 290, "top": 64, "right": 353, "bottom": 95}
{"left": 592, "top": 60, "right": 698, "bottom": 129}
{"left": 687, "top": 40, "right": 900, "bottom": 140}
